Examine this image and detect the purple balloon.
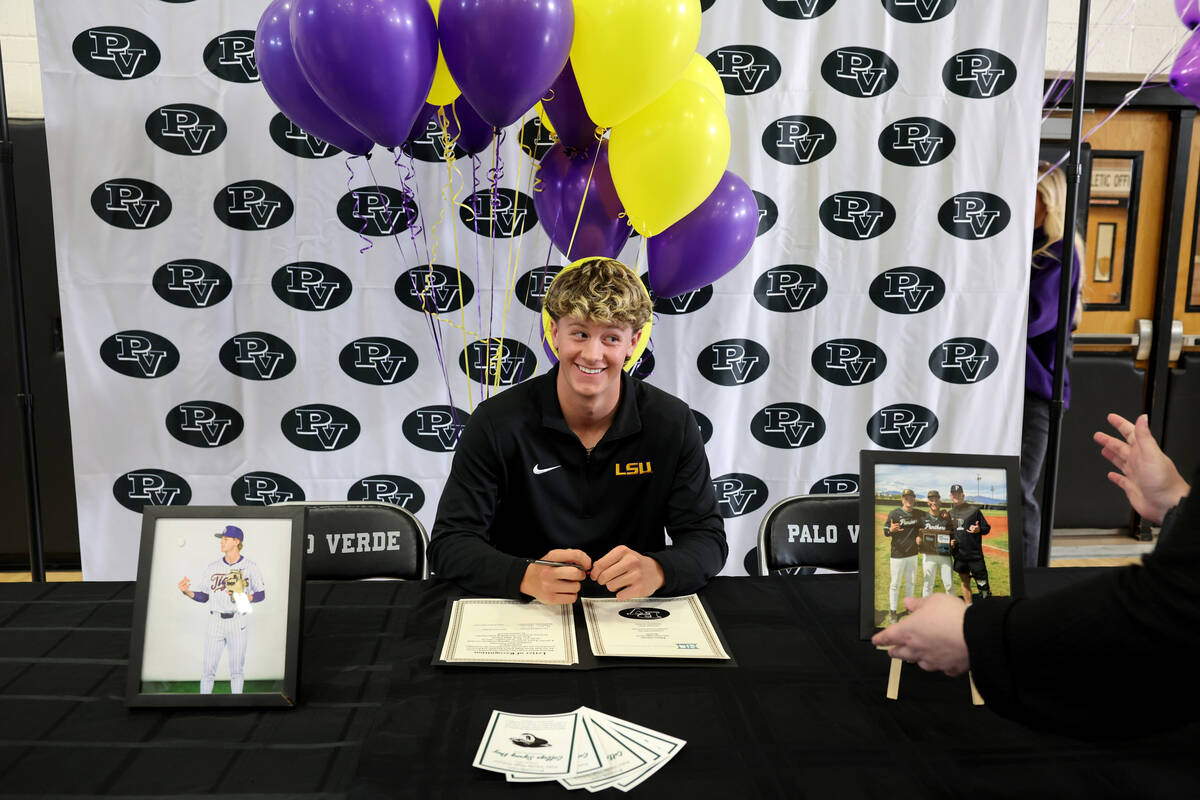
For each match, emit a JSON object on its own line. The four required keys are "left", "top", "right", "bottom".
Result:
{"left": 291, "top": 0, "right": 438, "bottom": 148}
{"left": 1171, "top": 29, "right": 1200, "bottom": 106}
{"left": 444, "top": 97, "right": 495, "bottom": 155}
{"left": 405, "top": 102, "right": 439, "bottom": 144}
{"left": 1178, "top": 0, "right": 1200, "bottom": 29}
{"left": 648, "top": 172, "right": 757, "bottom": 298}
{"left": 255, "top": 0, "right": 374, "bottom": 155}
{"left": 543, "top": 61, "right": 598, "bottom": 152}
{"left": 438, "top": 0, "right": 574, "bottom": 129}
{"left": 534, "top": 140, "right": 631, "bottom": 261}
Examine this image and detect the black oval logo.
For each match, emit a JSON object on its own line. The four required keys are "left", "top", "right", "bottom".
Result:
{"left": 146, "top": 104, "right": 227, "bottom": 156}
{"left": 750, "top": 403, "right": 826, "bottom": 449}
{"left": 459, "top": 339, "right": 537, "bottom": 386}
{"left": 762, "top": 115, "right": 836, "bottom": 166}
{"left": 153, "top": 259, "right": 233, "bottom": 309}
{"left": 113, "top": 468, "right": 191, "bottom": 512}
{"left": 700, "top": 0, "right": 716, "bottom": 10}
{"left": 707, "top": 45, "right": 782, "bottom": 96}
{"left": 753, "top": 265, "right": 828, "bottom": 313}
{"left": 166, "top": 401, "right": 244, "bottom": 448}
{"left": 348, "top": 474, "right": 426, "bottom": 512}
{"left": 819, "top": 192, "right": 895, "bottom": 240}
{"left": 867, "top": 404, "right": 939, "bottom": 450}
{"left": 878, "top": 117, "right": 955, "bottom": 167}
{"left": 812, "top": 339, "right": 888, "bottom": 386}
{"left": 630, "top": 349, "right": 655, "bottom": 380}
{"left": 396, "top": 264, "right": 475, "bottom": 314}
{"left": 753, "top": 190, "right": 778, "bottom": 236}
{"left": 938, "top": 192, "right": 1010, "bottom": 240}
{"left": 711, "top": 472, "right": 769, "bottom": 519}
{"left": 809, "top": 473, "right": 860, "bottom": 495}
{"left": 269, "top": 112, "right": 343, "bottom": 159}
{"left": 640, "top": 273, "right": 713, "bottom": 315}
{"left": 692, "top": 409, "right": 714, "bottom": 445}
{"left": 401, "top": 116, "right": 469, "bottom": 163}
{"left": 272, "top": 262, "right": 352, "bottom": 312}
{"left": 515, "top": 266, "right": 563, "bottom": 312}
{"left": 762, "top": 0, "right": 837, "bottom": 20}
{"left": 72, "top": 27, "right": 161, "bottom": 80}
{"left": 519, "top": 117, "right": 557, "bottom": 162}
{"left": 697, "top": 339, "right": 770, "bottom": 386}
{"left": 91, "top": 179, "right": 172, "bottom": 230}
{"left": 219, "top": 332, "right": 297, "bottom": 381}
{"left": 337, "top": 185, "right": 417, "bottom": 237}
{"left": 618, "top": 607, "right": 670, "bottom": 620}
{"left": 403, "top": 405, "right": 471, "bottom": 453}
{"left": 869, "top": 266, "right": 946, "bottom": 315}
{"left": 339, "top": 337, "right": 419, "bottom": 385}
{"left": 883, "top": 0, "right": 956, "bottom": 23}
{"left": 99, "top": 330, "right": 180, "bottom": 379}
{"left": 282, "top": 404, "right": 361, "bottom": 452}
{"left": 820, "top": 46, "right": 899, "bottom": 98}
{"left": 943, "top": 49, "right": 1018, "bottom": 99}
{"left": 214, "top": 180, "right": 294, "bottom": 231}
{"left": 459, "top": 189, "right": 539, "bottom": 238}
{"left": 203, "top": 30, "right": 259, "bottom": 83}
{"left": 231, "top": 471, "right": 306, "bottom": 505}
{"left": 928, "top": 337, "right": 1000, "bottom": 384}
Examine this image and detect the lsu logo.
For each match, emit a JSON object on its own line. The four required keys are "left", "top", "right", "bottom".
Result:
{"left": 818, "top": 192, "right": 896, "bottom": 240}
{"left": 810, "top": 473, "right": 859, "bottom": 495}
{"left": 515, "top": 266, "right": 563, "bottom": 312}
{"left": 72, "top": 27, "right": 161, "bottom": 80}
{"left": 750, "top": 403, "right": 826, "bottom": 449}
{"left": 882, "top": 0, "right": 956, "bottom": 23}
{"left": 348, "top": 474, "right": 426, "bottom": 512}
{"left": 203, "top": 31, "right": 258, "bottom": 83}
{"left": 272, "top": 262, "right": 353, "bottom": 312}
{"left": 460, "top": 189, "right": 539, "bottom": 238}
{"left": 282, "top": 405, "right": 361, "bottom": 452}
{"left": 153, "top": 259, "right": 232, "bottom": 309}
{"left": 166, "top": 401, "right": 244, "bottom": 448}
{"left": 812, "top": 339, "right": 888, "bottom": 386}
{"left": 762, "top": 0, "right": 838, "bottom": 20}
{"left": 820, "top": 47, "right": 899, "bottom": 98}
{"left": 336, "top": 185, "right": 415, "bottom": 237}
{"left": 339, "top": 337, "right": 419, "bottom": 385}
{"left": 708, "top": 46, "right": 781, "bottom": 95}
{"left": 615, "top": 462, "right": 653, "bottom": 476}
{"left": 269, "top": 113, "right": 340, "bottom": 159}
{"left": 762, "top": 115, "right": 837, "bottom": 166}
{"left": 698, "top": 339, "right": 770, "bottom": 386}
{"left": 943, "top": 49, "right": 1018, "bottom": 99}
{"left": 938, "top": 192, "right": 1011, "bottom": 240}
{"left": 711, "top": 473, "right": 769, "bottom": 518}
{"left": 232, "top": 472, "right": 305, "bottom": 506}
{"left": 396, "top": 264, "right": 476, "bottom": 314}
{"left": 928, "top": 337, "right": 1000, "bottom": 384}
{"left": 460, "top": 338, "right": 537, "bottom": 386}
{"left": 215, "top": 180, "right": 294, "bottom": 231}
{"left": 753, "top": 265, "right": 828, "bottom": 313}
{"left": 91, "top": 179, "right": 171, "bottom": 230}
{"left": 113, "top": 469, "right": 191, "bottom": 512}
{"left": 146, "top": 104, "right": 227, "bottom": 156}
{"left": 99, "top": 330, "right": 179, "bottom": 379}
{"left": 219, "top": 332, "right": 297, "bottom": 381}
{"left": 869, "top": 267, "right": 945, "bottom": 315}
{"left": 879, "top": 117, "right": 956, "bottom": 167}
{"left": 867, "top": 404, "right": 939, "bottom": 450}
{"left": 403, "top": 405, "right": 471, "bottom": 453}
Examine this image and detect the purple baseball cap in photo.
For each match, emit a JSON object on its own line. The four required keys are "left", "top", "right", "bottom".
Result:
{"left": 214, "top": 524, "right": 244, "bottom": 541}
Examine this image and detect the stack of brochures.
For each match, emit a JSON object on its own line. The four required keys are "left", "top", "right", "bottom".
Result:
{"left": 473, "top": 707, "right": 685, "bottom": 791}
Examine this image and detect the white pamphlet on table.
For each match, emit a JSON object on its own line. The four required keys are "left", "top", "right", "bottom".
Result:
{"left": 581, "top": 595, "right": 730, "bottom": 659}
{"left": 440, "top": 598, "right": 578, "bottom": 666}
{"left": 473, "top": 710, "right": 579, "bottom": 776}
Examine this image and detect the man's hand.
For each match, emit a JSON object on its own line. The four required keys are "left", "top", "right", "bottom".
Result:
{"left": 889, "top": 521, "right": 900, "bottom": 533}
{"left": 871, "top": 594, "right": 969, "bottom": 676}
{"left": 1094, "top": 413, "right": 1190, "bottom": 524}
{"left": 520, "top": 549, "right": 591, "bottom": 605}
{"left": 177, "top": 577, "right": 192, "bottom": 598}
{"left": 591, "top": 545, "right": 664, "bottom": 600}
{"left": 969, "top": 522, "right": 980, "bottom": 534}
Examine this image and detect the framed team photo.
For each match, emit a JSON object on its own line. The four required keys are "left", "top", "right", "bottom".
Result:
{"left": 857, "top": 451, "right": 1023, "bottom": 639}
{"left": 126, "top": 505, "right": 306, "bottom": 707}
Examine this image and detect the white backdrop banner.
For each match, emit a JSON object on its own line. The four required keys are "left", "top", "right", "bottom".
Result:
{"left": 35, "top": 0, "right": 1047, "bottom": 580}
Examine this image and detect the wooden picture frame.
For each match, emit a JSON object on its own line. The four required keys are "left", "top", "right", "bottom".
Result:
{"left": 858, "top": 451, "right": 1023, "bottom": 639}
{"left": 126, "top": 505, "right": 306, "bottom": 707}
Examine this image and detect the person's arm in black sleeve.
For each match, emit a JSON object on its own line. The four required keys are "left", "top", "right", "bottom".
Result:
{"left": 974, "top": 509, "right": 991, "bottom": 536}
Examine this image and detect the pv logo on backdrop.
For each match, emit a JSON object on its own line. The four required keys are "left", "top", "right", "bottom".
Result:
{"left": 753, "top": 191, "right": 778, "bottom": 236}
{"left": 403, "top": 118, "right": 467, "bottom": 163}
{"left": 397, "top": 264, "right": 476, "bottom": 314}
{"left": 269, "top": 113, "right": 340, "bottom": 158}
{"left": 166, "top": 401, "right": 244, "bottom": 448}
{"left": 943, "top": 49, "right": 1018, "bottom": 99}
{"left": 762, "top": 0, "right": 838, "bottom": 20}
{"left": 819, "top": 192, "right": 895, "bottom": 240}
{"left": 882, "top": 0, "right": 956, "bottom": 23}
{"left": 820, "top": 47, "right": 899, "bottom": 98}
{"left": 641, "top": 274, "right": 713, "bottom": 315}
{"left": 232, "top": 472, "right": 305, "bottom": 506}
{"left": 711, "top": 473, "right": 769, "bottom": 518}
{"left": 515, "top": 266, "right": 563, "bottom": 312}
{"left": 340, "top": 337, "right": 419, "bottom": 385}
{"left": 929, "top": 337, "right": 1000, "bottom": 384}
{"left": 868, "top": 404, "right": 939, "bottom": 449}
{"left": 459, "top": 189, "right": 539, "bottom": 238}
{"left": 869, "top": 266, "right": 945, "bottom": 314}
{"left": 100, "top": 330, "right": 179, "bottom": 379}
{"left": 700, "top": 0, "right": 715, "bottom": 11}
{"left": 810, "top": 473, "right": 860, "bottom": 495}
{"left": 403, "top": 405, "right": 470, "bottom": 453}
{"left": 708, "top": 46, "right": 781, "bottom": 95}
{"left": 349, "top": 474, "right": 426, "bottom": 512}
{"left": 283, "top": 405, "right": 361, "bottom": 452}
{"left": 938, "top": 192, "right": 1011, "bottom": 240}
{"left": 146, "top": 104, "right": 226, "bottom": 155}
{"left": 72, "top": 27, "right": 160, "bottom": 80}
{"left": 91, "top": 179, "right": 171, "bottom": 230}
{"left": 519, "top": 118, "right": 558, "bottom": 162}
{"left": 754, "top": 265, "right": 828, "bottom": 313}
{"left": 203, "top": 31, "right": 258, "bottom": 82}
{"left": 273, "top": 262, "right": 353, "bottom": 311}
{"left": 762, "top": 115, "right": 837, "bottom": 166}
{"left": 219, "top": 332, "right": 297, "bottom": 381}
{"left": 698, "top": 339, "right": 770, "bottom": 386}
{"left": 460, "top": 339, "right": 537, "bottom": 386}
{"left": 692, "top": 410, "right": 714, "bottom": 445}
{"left": 113, "top": 469, "right": 191, "bottom": 512}
{"left": 154, "top": 259, "right": 232, "bottom": 309}
{"left": 812, "top": 339, "right": 888, "bottom": 385}
{"left": 879, "top": 117, "right": 955, "bottom": 167}
{"left": 337, "top": 186, "right": 416, "bottom": 236}
{"left": 750, "top": 403, "right": 826, "bottom": 449}
{"left": 215, "top": 180, "right": 293, "bottom": 231}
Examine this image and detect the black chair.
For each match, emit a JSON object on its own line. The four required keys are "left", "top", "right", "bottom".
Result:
{"left": 756, "top": 494, "right": 859, "bottom": 576}
{"left": 279, "top": 501, "right": 429, "bottom": 580}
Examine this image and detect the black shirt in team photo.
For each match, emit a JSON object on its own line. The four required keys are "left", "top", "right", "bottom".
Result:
{"left": 884, "top": 507, "right": 924, "bottom": 558}
{"left": 919, "top": 508, "right": 955, "bottom": 555}
{"left": 951, "top": 502, "right": 992, "bottom": 557}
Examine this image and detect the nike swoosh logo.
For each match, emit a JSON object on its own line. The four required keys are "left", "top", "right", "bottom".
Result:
{"left": 532, "top": 464, "right": 561, "bottom": 475}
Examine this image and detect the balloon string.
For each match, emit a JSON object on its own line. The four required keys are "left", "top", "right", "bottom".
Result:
{"left": 347, "top": 155, "right": 374, "bottom": 254}
{"left": 440, "top": 117, "right": 476, "bottom": 412}
{"left": 495, "top": 113, "right": 533, "bottom": 392}
{"left": 564, "top": 140, "right": 603, "bottom": 261}
{"left": 633, "top": 232, "right": 646, "bottom": 273}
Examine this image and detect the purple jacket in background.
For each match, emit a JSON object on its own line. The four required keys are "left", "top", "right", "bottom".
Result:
{"left": 1027, "top": 228, "right": 1081, "bottom": 405}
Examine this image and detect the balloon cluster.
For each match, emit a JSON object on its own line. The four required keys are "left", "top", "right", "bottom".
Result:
{"left": 255, "top": 0, "right": 756, "bottom": 299}
{"left": 1171, "top": 1, "right": 1200, "bottom": 106}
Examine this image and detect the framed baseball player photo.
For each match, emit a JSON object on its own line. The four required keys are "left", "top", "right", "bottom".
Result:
{"left": 858, "top": 451, "right": 1024, "bottom": 640}
{"left": 126, "top": 505, "right": 306, "bottom": 707}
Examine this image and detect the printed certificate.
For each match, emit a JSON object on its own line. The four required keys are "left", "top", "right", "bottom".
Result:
{"left": 580, "top": 595, "right": 730, "bottom": 659}
{"left": 439, "top": 598, "right": 578, "bottom": 666}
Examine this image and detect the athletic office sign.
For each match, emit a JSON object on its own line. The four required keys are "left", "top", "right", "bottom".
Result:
{"left": 72, "top": 27, "right": 160, "bottom": 80}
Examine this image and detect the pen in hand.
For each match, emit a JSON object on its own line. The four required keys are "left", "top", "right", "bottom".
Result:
{"left": 527, "top": 558, "right": 589, "bottom": 572}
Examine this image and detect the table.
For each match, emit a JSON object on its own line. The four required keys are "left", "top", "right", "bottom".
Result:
{"left": 1, "top": 572, "right": 1197, "bottom": 798}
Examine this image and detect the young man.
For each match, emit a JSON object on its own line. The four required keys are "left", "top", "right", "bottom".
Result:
{"left": 428, "top": 258, "right": 728, "bottom": 604}
{"left": 883, "top": 489, "right": 924, "bottom": 624}
{"left": 918, "top": 490, "right": 955, "bottom": 596}
{"left": 949, "top": 483, "right": 992, "bottom": 601}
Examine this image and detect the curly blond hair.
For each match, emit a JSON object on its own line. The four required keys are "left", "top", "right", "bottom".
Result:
{"left": 543, "top": 258, "right": 652, "bottom": 331}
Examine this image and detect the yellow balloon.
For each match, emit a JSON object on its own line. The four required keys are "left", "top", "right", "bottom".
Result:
{"left": 428, "top": 0, "right": 460, "bottom": 106}
{"left": 541, "top": 258, "right": 652, "bottom": 373}
{"left": 571, "top": 0, "right": 700, "bottom": 128}
{"left": 681, "top": 53, "right": 726, "bottom": 110}
{"left": 535, "top": 102, "right": 557, "bottom": 138}
{"left": 609, "top": 80, "right": 730, "bottom": 237}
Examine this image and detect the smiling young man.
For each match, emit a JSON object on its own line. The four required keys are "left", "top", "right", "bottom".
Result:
{"left": 428, "top": 258, "right": 727, "bottom": 604}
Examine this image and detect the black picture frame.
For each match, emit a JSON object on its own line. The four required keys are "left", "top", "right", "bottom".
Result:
{"left": 858, "top": 451, "right": 1023, "bottom": 640}
{"left": 126, "top": 505, "right": 306, "bottom": 707}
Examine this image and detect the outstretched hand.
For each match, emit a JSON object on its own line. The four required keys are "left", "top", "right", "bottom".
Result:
{"left": 1093, "top": 413, "right": 1190, "bottom": 525}
{"left": 591, "top": 545, "right": 664, "bottom": 601}
{"left": 871, "top": 594, "right": 969, "bottom": 676}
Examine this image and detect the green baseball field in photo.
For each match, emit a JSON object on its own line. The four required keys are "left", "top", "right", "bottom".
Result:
{"left": 139, "top": 680, "right": 282, "bottom": 695}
